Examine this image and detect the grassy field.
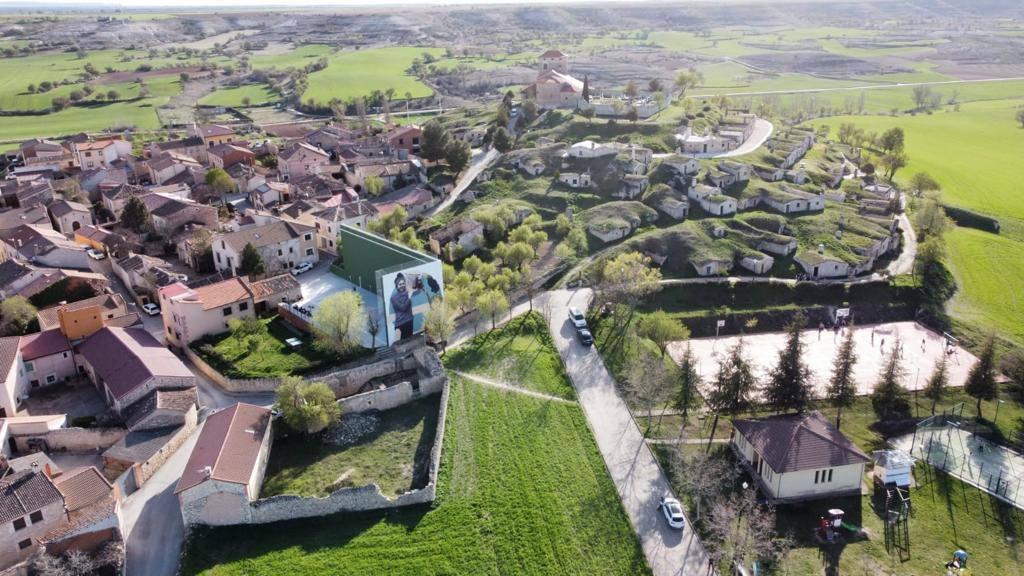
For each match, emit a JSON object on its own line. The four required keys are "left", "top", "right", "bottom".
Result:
{"left": 947, "top": 227, "right": 1024, "bottom": 345}
{"left": 199, "top": 83, "right": 279, "bottom": 107}
{"left": 261, "top": 394, "right": 441, "bottom": 498}
{"left": 181, "top": 374, "right": 647, "bottom": 576}
{"left": 192, "top": 316, "right": 365, "bottom": 378}
{"left": 279, "top": 46, "right": 442, "bottom": 105}
{"left": 444, "top": 313, "right": 576, "bottom": 399}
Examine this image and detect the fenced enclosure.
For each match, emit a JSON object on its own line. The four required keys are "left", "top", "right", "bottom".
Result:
{"left": 902, "top": 404, "right": 1024, "bottom": 510}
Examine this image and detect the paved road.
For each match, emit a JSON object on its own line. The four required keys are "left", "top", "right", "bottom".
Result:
{"left": 425, "top": 147, "right": 499, "bottom": 217}
{"left": 673, "top": 118, "right": 774, "bottom": 159}
{"left": 887, "top": 212, "right": 917, "bottom": 276}
{"left": 544, "top": 289, "right": 712, "bottom": 576}
{"left": 690, "top": 75, "right": 1024, "bottom": 99}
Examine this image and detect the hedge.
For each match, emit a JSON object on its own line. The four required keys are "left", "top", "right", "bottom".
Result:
{"left": 942, "top": 205, "right": 1000, "bottom": 234}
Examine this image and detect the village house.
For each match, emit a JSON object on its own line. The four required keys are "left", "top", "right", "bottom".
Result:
{"left": 112, "top": 252, "right": 179, "bottom": 304}
{"left": 44, "top": 465, "right": 122, "bottom": 558}
{"left": 143, "top": 194, "right": 219, "bottom": 238}
{"left": 558, "top": 171, "right": 592, "bottom": 189}
{"left": 0, "top": 468, "right": 66, "bottom": 569}
{"left": 147, "top": 136, "right": 208, "bottom": 164}
{"left": 193, "top": 124, "right": 237, "bottom": 148}
{"left": 691, "top": 256, "right": 733, "bottom": 277}
{"left": 657, "top": 196, "right": 689, "bottom": 220}
{"left": 36, "top": 293, "right": 133, "bottom": 340}
{"left": 278, "top": 142, "right": 331, "bottom": 181}
{"left": 212, "top": 219, "right": 317, "bottom": 276}
{"left": 0, "top": 180, "right": 55, "bottom": 210}
{"left": 19, "top": 139, "right": 76, "bottom": 172}
{"left": 312, "top": 200, "right": 379, "bottom": 255}
{"left": 175, "top": 403, "right": 274, "bottom": 526}
{"left": 527, "top": 50, "right": 584, "bottom": 109}
{"left": 428, "top": 218, "right": 485, "bottom": 262}
{"left": 100, "top": 184, "right": 146, "bottom": 217}
{"left": 687, "top": 185, "right": 737, "bottom": 216}
{"left": 148, "top": 152, "right": 204, "bottom": 186}
{"left": 304, "top": 124, "right": 358, "bottom": 153}
{"left": 0, "top": 329, "right": 76, "bottom": 418}
{"left": 73, "top": 139, "right": 131, "bottom": 171}
{"left": 387, "top": 125, "right": 422, "bottom": 155}
{"left": 0, "top": 205, "right": 52, "bottom": 233}
{"left": 159, "top": 277, "right": 256, "bottom": 348}
{"left": 249, "top": 181, "right": 292, "bottom": 209}
{"left": 372, "top": 185, "right": 437, "bottom": 219}
{"left": 731, "top": 411, "right": 869, "bottom": 502}
{"left": 739, "top": 253, "right": 775, "bottom": 274}
{"left": 47, "top": 200, "right": 93, "bottom": 236}
{"left": 718, "top": 160, "right": 752, "bottom": 183}
{"left": 354, "top": 159, "right": 424, "bottom": 193}
{"left": 617, "top": 174, "right": 649, "bottom": 199}
{"left": 794, "top": 245, "right": 850, "bottom": 279}
{"left": 122, "top": 387, "right": 198, "bottom": 433}
{"left": 0, "top": 224, "right": 90, "bottom": 270}
{"left": 77, "top": 326, "right": 197, "bottom": 414}
{"left": 207, "top": 144, "right": 256, "bottom": 171}
{"left": 566, "top": 140, "right": 620, "bottom": 159}
{"left": 518, "top": 157, "right": 545, "bottom": 176}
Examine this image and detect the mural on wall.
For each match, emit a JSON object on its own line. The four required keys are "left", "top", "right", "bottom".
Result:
{"left": 380, "top": 260, "right": 443, "bottom": 346}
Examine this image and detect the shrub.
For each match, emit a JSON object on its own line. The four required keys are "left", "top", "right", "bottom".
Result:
{"left": 941, "top": 205, "right": 1000, "bottom": 233}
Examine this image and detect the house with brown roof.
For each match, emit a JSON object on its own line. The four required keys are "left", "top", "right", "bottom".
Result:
{"left": 428, "top": 218, "right": 484, "bottom": 262}
{"left": 143, "top": 194, "right": 218, "bottom": 238}
{"left": 147, "top": 136, "right": 208, "bottom": 164}
{"left": 44, "top": 466, "right": 122, "bottom": 557}
{"left": 212, "top": 218, "right": 317, "bottom": 276}
{"left": 36, "top": 293, "right": 132, "bottom": 340}
{"left": 158, "top": 277, "right": 256, "bottom": 348}
{"left": 0, "top": 329, "right": 77, "bottom": 418}
{"left": 148, "top": 152, "right": 204, "bottom": 186}
{"left": 47, "top": 199, "right": 93, "bottom": 236}
{"left": 77, "top": 326, "right": 197, "bottom": 414}
{"left": 208, "top": 144, "right": 256, "bottom": 171}
{"left": 193, "top": 124, "right": 237, "bottom": 148}
{"left": 278, "top": 142, "right": 330, "bottom": 182}
{"left": 731, "top": 411, "right": 869, "bottom": 503}
{"left": 0, "top": 224, "right": 91, "bottom": 270}
{"left": 248, "top": 274, "right": 301, "bottom": 314}
{"left": 121, "top": 387, "right": 197, "bottom": 432}
{"left": 312, "top": 200, "right": 379, "bottom": 255}
{"left": 0, "top": 205, "right": 52, "bottom": 234}
{"left": 175, "top": 403, "right": 273, "bottom": 526}
{"left": 0, "top": 468, "right": 67, "bottom": 569}
{"left": 387, "top": 125, "right": 422, "bottom": 155}
{"left": 353, "top": 159, "right": 424, "bottom": 193}
{"left": 72, "top": 138, "right": 131, "bottom": 171}
{"left": 372, "top": 184, "right": 437, "bottom": 219}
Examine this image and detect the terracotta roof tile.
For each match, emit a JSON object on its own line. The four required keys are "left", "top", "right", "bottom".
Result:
{"left": 0, "top": 470, "right": 63, "bottom": 524}
{"left": 733, "top": 411, "right": 869, "bottom": 473}
{"left": 77, "top": 327, "right": 195, "bottom": 401}
{"left": 175, "top": 403, "right": 271, "bottom": 494}
{"left": 191, "top": 277, "right": 253, "bottom": 311}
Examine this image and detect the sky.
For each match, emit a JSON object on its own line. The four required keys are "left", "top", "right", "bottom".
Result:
{"left": 12, "top": 0, "right": 750, "bottom": 7}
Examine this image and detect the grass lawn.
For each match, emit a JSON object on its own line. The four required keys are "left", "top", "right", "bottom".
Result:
{"left": 947, "top": 227, "right": 1024, "bottom": 345}
{"left": 192, "top": 316, "right": 366, "bottom": 379}
{"left": 180, "top": 373, "right": 648, "bottom": 576}
{"left": 299, "top": 47, "right": 442, "bottom": 106}
{"left": 199, "top": 83, "right": 279, "bottom": 107}
{"left": 261, "top": 394, "right": 441, "bottom": 498}
{"left": 444, "top": 312, "right": 576, "bottom": 399}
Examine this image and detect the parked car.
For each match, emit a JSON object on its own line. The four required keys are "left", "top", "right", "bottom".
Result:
{"left": 291, "top": 262, "right": 314, "bottom": 275}
{"left": 576, "top": 327, "right": 593, "bottom": 346}
{"left": 659, "top": 496, "right": 685, "bottom": 530}
{"left": 86, "top": 248, "right": 106, "bottom": 260}
{"left": 567, "top": 307, "right": 588, "bottom": 330}
{"left": 141, "top": 303, "right": 160, "bottom": 316}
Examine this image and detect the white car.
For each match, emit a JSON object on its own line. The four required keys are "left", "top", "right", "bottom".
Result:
{"left": 86, "top": 248, "right": 106, "bottom": 261}
{"left": 659, "top": 496, "right": 685, "bottom": 530}
{"left": 567, "top": 307, "right": 588, "bottom": 330}
{"left": 141, "top": 303, "right": 160, "bottom": 316}
{"left": 291, "top": 262, "right": 314, "bottom": 275}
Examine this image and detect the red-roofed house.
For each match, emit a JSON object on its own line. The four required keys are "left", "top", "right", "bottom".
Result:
{"left": 278, "top": 142, "right": 330, "bottom": 181}
{"left": 208, "top": 144, "right": 256, "bottom": 170}
{"left": 44, "top": 466, "right": 122, "bottom": 557}
{"left": 0, "top": 329, "right": 76, "bottom": 418}
{"left": 175, "top": 403, "right": 273, "bottom": 526}
{"left": 72, "top": 139, "right": 131, "bottom": 171}
{"left": 387, "top": 125, "right": 422, "bottom": 155}
{"left": 76, "top": 327, "right": 197, "bottom": 414}
{"left": 158, "top": 277, "right": 256, "bottom": 348}
{"left": 731, "top": 411, "right": 870, "bottom": 503}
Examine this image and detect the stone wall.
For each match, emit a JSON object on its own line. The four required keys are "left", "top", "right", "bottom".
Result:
{"left": 184, "top": 345, "right": 280, "bottom": 393}
{"left": 135, "top": 406, "right": 197, "bottom": 485}
{"left": 338, "top": 347, "right": 446, "bottom": 414}
{"left": 10, "top": 426, "right": 126, "bottom": 453}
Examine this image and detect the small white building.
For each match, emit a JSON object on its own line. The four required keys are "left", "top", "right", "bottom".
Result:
{"left": 739, "top": 253, "right": 775, "bottom": 275}
{"left": 278, "top": 142, "right": 330, "bottom": 182}
{"left": 558, "top": 171, "right": 591, "bottom": 189}
{"left": 731, "top": 411, "right": 869, "bottom": 503}
{"left": 691, "top": 256, "right": 732, "bottom": 277}
{"left": 795, "top": 247, "right": 850, "bottom": 279}
{"left": 159, "top": 278, "right": 256, "bottom": 348}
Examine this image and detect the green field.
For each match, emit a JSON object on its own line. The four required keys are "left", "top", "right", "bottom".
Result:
{"left": 947, "top": 227, "right": 1024, "bottom": 345}
{"left": 443, "top": 313, "right": 576, "bottom": 399}
{"left": 181, "top": 374, "right": 647, "bottom": 575}
{"left": 199, "top": 83, "right": 279, "bottom": 107}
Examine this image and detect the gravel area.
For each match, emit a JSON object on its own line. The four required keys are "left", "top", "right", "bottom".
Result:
{"left": 322, "top": 412, "right": 381, "bottom": 446}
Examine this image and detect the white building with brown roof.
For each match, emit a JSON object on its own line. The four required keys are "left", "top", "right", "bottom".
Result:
{"left": 731, "top": 411, "right": 869, "bottom": 503}
{"left": 44, "top": 466, "right": 122, "bottom": 557}
{"left": 0, "top": 468, "right": 67, "bottom": 569}
{"left": 0, "top": 329, "right": 77, "bottom": 418}
{"left": 278, "top": 142, "right": 330, "bottom": 182}
{"left": 158, "top": 277, "right": 256, "bottom": 348}
{"left": 212, "top": 219, "right": 317, "bottom": 276}
{"left": 73, "top": 139, "right": 130, "bottom": 171}
{"left": 47, "top": 200, "right": 93, "bottom": 236}
{"left": 312, "top": 200, "right": 379, "bottom": 255}
{"left": 175, "top": 403, "right": 273, "bottom": 526}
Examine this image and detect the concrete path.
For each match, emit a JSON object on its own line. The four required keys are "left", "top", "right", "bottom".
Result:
{"left": 647, "top": 438, "right": 729, "bottom": 445}
{"left": 451, "top": 370, "right": 576, "bottom": 404}
{"left": 545, "top": 288, "right": 713, "bottom": 576}
{"left": 887, "top": 212, "right": 917, "bottom": 276}
{"left": 425, "top": 147, "right": 499, "bottom": 217}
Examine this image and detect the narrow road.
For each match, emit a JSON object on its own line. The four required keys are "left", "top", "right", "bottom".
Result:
{"left": 425, "top": 147, "right": 499, "bottom": 217}
{"left": 544, "top": 288, "right": 712, "bottom": 576}
{"left": 673, "top": 118, "right": 774, "bottom": 159}
{"left": 887, "top": 212, "right": 917, "bottom": 276}
{"left": 451, "top": 370, "right": 576, "bottom": 404}
{"left": 690, "top": 75, "right": 1024, "bottom": 99}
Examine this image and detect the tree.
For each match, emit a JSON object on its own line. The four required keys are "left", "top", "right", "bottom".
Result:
{"left": 624, "top": 106, "right": 639, "bottom": 124}
{"left": 239, "top": 242, "right": 266, "bottom": 276}
{"left": 675, "top": 343, "right": 701, "bottom": 421}
{"left": 912, "top": 194, "right": 952, "bottom": 242}
{"left": 965, "top": 336, "right": 998, "bottom": 419}
{"left": 872, "top": 339, "right": 910, "bottom": 420}
{"left": 914, "top": 237, "right": 955, "bottom": 305}
{"left": 106, "top": 89, "right": 119, "bottom": 101}
{"left": 924, "top": 353, "right": 949, "bottom": 415}
{"left": 706, "top": 340, "right": 756, "bottom": 445}
{"left": 366, "top": 310, "right": 381, "bottom": 349}
{"left": 879, "top": 150, "right": 908, "bottom": 181}
{"left": 674, "top": 69, "right": 703, "bottom": 99}
{"left": 625, "top": 347, "right": 673, "bottom": 433}
{"left": 598, "top": 252, "right": 662, "bottom": 327}
{"left": 204, "top": 167, "right": 236, "bottom": 201}
{"left": 705, "top": 489, "right": 792, "bottom": 572}
{"left": 1017, "top": 108, "right": 1024, "bottom": 128}
{"left": 623, "top": 79, "right": 639, "bottom": 101}
{"left": 669, "top": 446, "right": 732, "bottom": 522}
{"left": 229, "top": 316, "right": 265, "bottom": 343}
{"left": 648, "top": 78, "right": 664, "bottom": 93}
{"left": 909, "top": 171, "right": 940, "bottom": 197}
{"left": 912, "top": 85, "right": 932, "bottom": 110}
{"left": 636, "top": 311, "right": 689, "bottom": 357}
{"left": 764, "top": 313, "right": 812, "bottom": 413}
{"left": 313, "top": 291, "right": 366, "bottom": 353}
{"left": 444, "top": 139, "right": 471, "bottom": 174}
{"left": 878, "top": 127, "right": 905, "bottom": 153}
{"left": 51, "top": 96, "right": 69, "bottom": 111}
{"left": 242, "top": 96, "right": 252, "bottom": 107}
{"left": 827, "top": 327, "right": 858, "bottom": 429}
{"left": 121, "top": 195, "right": 150, "bottom": 232}
{"left": 580, "top": 106, "right": 596, "bottom": 123}
{"left": 475, "top": 289, "right": 506, "bottom": 330}
{"left": 275, "top": 376, "right": 340, "bottom": 434}
{"left": 420, "top": 120, "right": 451, "bottom": 162}
{"left": 1, "top": 296, "right": 36, "bottom": 336}
{"left": 363, "top": 174, "right": 384, "bottom": 197}
{"left": 491, "top": 126, "right": 512, "bottom": 153}
{"left": 581, "top": 75, "right": 590, "bottom": 102}
{"left": 423, "top": 298, "right": 455, "bottom": 353}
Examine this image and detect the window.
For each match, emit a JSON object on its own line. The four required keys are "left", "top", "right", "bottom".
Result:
{"left": 828, "top": 469, "right": 834, "bottom": 482}
{"left": 30, "top": 380, "right": 39, "bottom": 388}
{"left": 216, "top": 252, "right": 222, "bottom": 263}
{"left": 45, "top": 375, "right": 56, "bottom": 384}
{"left": 278, "top": 249, "right": 283, "bottom": 256}
{"left": 304, "top": 233, "right": 312, "bottom": 241}
{"left": 222, "top": 307, "right": 232, "bottom": 317}
{"left": 29, "top": 511, "right": 42, "bottom": 524}
{"left": 305, "top": 248, "right": 314, "bottom": 256}
{"left": 289, "top": 247, "right": 294, "bottom": 254}
{"left": 18, "top": 539, "right": 31, "bottom": 550}
{"left": 23, "top": 361, "right": 34, "bottom": 372}
{"left": 239, "top": 302, "right": 249, "bottom": 312}
{"left": 62, "top": 351, "right": 68, "bottom": 359}
{"left": 814, "top": 471, "right": 819, "bottom": 484}
{"left": 13, "top": 517, "right": 26, "bottom": 531}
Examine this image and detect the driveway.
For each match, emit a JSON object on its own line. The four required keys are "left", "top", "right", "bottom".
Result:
{"left": 544, "top": 289, "right": 712, "bottom": 576}
{"left": 425, "top": 147, "right": 499, "bottom": 217}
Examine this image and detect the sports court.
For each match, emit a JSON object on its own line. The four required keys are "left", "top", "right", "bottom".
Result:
{"left": 670, "top": 321, "right": 979, "bottom": 396}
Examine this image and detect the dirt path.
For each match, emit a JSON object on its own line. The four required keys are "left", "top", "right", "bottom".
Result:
{"left": 450, "top": 370, "right": 576, "bottom": 404}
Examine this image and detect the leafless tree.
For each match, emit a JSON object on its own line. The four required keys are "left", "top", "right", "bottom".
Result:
{"left": 624, "top": 348, "right": 673, "bottom": 433}
{"left": 705, "top": 489, "right": 792, "bottom": 573}
{"left": 669, "top": 446, "right": 734, "bottom": 522}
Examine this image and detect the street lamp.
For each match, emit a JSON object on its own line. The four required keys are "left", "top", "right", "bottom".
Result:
{"left": 995, "top": 399, "right": 1006, "bottom": 425}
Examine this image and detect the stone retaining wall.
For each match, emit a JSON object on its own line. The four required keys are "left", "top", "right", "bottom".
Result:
{"left": 10, "top": 427, "right": 126, "bottom": 453}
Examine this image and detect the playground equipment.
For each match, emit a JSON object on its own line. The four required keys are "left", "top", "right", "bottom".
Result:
{"left": 884, "top": 485, "right": 911, "bottom": 559}
{"left": 815, "top": 509, "right": 861, "bottom": 543}
{"left": 873, "top": 449, "right": 914, "bottom": 487}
